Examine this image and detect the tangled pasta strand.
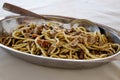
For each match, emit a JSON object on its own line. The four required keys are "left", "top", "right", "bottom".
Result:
{"left": 0, "top": 22, "right": 120, "bottom": 60}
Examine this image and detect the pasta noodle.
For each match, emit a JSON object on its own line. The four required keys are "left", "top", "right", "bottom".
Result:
{"left": 0, "top": 21, "right": 120, "bottom": 60}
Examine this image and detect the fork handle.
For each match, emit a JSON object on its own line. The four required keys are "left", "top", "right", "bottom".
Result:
{"left": 3, "top": 3, "right": 47, "bottom": 19}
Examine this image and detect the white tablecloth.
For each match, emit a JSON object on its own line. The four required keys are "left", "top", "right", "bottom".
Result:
{"left": 0, "top": 0, "right": 120, "bottom": 80}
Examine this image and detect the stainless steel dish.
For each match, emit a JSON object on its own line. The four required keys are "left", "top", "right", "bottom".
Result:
{"left": 0, "top": 15, "right": 120, "bottom": 69}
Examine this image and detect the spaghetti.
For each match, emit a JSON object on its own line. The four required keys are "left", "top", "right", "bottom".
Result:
{"left": 0, "top": 22, "right": 120, "bottom": 60}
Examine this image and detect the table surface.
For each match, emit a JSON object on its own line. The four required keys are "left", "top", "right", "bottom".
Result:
{"left": 0, "top": 0, "right": 120, "bottom": 80}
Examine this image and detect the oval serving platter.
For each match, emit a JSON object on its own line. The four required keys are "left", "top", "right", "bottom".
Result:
{"left": 0, "top": 15, "right": 120, "bottom": 69}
